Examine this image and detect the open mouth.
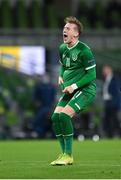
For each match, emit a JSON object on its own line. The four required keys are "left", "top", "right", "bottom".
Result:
{"left": 63, "top": 34, "right": 68, "bottom": 41}
{"left": 63, "top": 34, "right": 67, "bottom": 37}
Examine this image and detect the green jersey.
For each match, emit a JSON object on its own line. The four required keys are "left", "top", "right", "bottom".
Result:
{"left": 59, "top": 41, "right": 96, "bottom": 94}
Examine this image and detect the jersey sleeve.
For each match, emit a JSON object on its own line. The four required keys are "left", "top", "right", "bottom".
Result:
{"left": 59, "top": 64, "right": 65, "bottom": 77}
{"left": 59, "top": 44, "right": 66, "bottom": 77}
{"left": 59, "top": 43, "right": 66, "bottom": 62}
{"left": 82, "top": 48, "right": 96, "bottom": 70}
{"left": 76, "top": 68, "right": 96, "bottom": 88}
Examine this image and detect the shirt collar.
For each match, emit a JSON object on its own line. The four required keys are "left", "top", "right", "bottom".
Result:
{"left": 67, "top": 40, "right": 79, "bottom": 50}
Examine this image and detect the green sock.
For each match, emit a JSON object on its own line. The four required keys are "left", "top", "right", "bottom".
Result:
{"left": 51, "top": 113, "right": 65, "bottom": 153}
{"left": 57, "top": 135, "right": 65, "bottom": 154}
{"left": 59, "top": 112, "right": 74, "bottom": 155}
{"left": 64, "top": 135, "right": 73, "bottom": 156}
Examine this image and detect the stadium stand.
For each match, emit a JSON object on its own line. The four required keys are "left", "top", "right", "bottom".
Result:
{"left": 0, "top": 0, "right": 121, "bottom": 139}
{"left": 0, "top": 0, "right": 12, "bottom": 28}
{"left": 0, "top": 0, "right": 121, "bottom": 29}
{"left": 30, "top": 0, "right": 44, "bottom": 28}
{"left": 15, "top": 0, "right": 28, "bottom": 28}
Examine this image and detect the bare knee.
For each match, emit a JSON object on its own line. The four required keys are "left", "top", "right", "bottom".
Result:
{"left": 53, "top": 105, "right": 76, "bottom": 118}
{"left": 61, "top": 105, "right": 76, "bottom": 118}
{"left": 54, "top": 106, "right": 64, "bottom": 113}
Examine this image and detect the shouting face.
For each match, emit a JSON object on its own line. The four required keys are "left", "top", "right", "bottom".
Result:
{"left": 63, "top": 23, "right": 79, "bottom": 47}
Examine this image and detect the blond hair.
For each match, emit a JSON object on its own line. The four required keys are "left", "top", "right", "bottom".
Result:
{"left": 64, "top": 16, "right": 83, "bottom": 35}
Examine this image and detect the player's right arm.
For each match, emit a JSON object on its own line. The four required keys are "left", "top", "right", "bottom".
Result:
{"left": 59, "top": 65, "right": 64, "bottom": 84}
{"left": 58, "top": 44, "right": 66, "bottom": 90}
{"left": 58, "top": 62, "right": 65, "bottom": 90}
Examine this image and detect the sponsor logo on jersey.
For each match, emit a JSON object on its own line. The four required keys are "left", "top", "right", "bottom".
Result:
{"left": 66, "top": 57, "right": 71, "bottom": 67}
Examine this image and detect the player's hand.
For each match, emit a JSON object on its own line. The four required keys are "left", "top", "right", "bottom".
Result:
{"left": 58, "top": 76, "right": 64, "bottom": 85}
{"left": 63, "top": 86, "right": 74, "bottom": 94}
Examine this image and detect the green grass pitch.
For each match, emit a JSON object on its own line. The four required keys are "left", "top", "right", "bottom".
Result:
{"left": 0, "top": 139, "right": 121, "bottom": 179}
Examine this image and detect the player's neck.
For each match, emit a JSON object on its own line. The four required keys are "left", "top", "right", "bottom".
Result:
{"left": 67, "top": 39, "right": 79, "bottom": 49}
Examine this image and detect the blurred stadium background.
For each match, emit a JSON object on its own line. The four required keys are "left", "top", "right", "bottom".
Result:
{"left": 0, "top": 0, "right": 121, "bottom": 140}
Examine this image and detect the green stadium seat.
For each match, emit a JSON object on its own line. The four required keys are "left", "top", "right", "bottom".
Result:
{"left": 16, "top": 0, "right": 28, "bottom": 28}
{"left": 1, "top": 0, "right": 12, "bottom": 28}
{"left": 31, "top": 0, "right": 43, "bottom": 28}
{"left": 111, "top": 11, "right": 121, "bottom": 28}
{"left": 47, "top": 4, "right": 58, "bottom": 28}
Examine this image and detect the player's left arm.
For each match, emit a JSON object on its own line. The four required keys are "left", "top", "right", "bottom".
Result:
{"left": 63, "top": 68, "right": 96, "bottom": 94}
{"left": 71, "top": 48, "right": 96, "bottom": 90}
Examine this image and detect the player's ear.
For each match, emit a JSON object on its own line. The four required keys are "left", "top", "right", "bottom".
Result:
{"left": 74, "top": 31, "right": 79, "bottom": 38}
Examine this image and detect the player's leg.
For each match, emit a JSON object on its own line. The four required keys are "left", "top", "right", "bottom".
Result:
{"left": 55, "top": 107, "right": 75, "bottom": 166}
{"left": 56, "top": 90, "right": 95, "bottom": 165}
{"left": 51, "top": 93, "right": 73, "bottom": 150}
{"left": 66, "top": 89, "right": 95, "bottom": 157}
{"left": 68, "top": 89, "right": 96, "bottom": 113}
{"left": 55, "top": 105, "right": 75, "bottom": 165}
{"left": 60, "top": 105, "right": 75, "bottom": 155}
{"left": 51, "top": 107, "right": 64, "bottom": 165}
{"left": 50, "top": 94, "right": 72, "bottom": 165}
{"left": 51, "top": 106, "right": 65, "bottom": 153}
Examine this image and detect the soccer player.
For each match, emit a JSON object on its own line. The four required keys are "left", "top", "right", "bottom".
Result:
{"left": 50, "top": 16, "right": 96, "bottom": 165}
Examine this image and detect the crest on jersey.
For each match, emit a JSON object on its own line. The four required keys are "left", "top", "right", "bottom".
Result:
{"left": 72, "top": 54, "right": 78, "bottom": 61}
